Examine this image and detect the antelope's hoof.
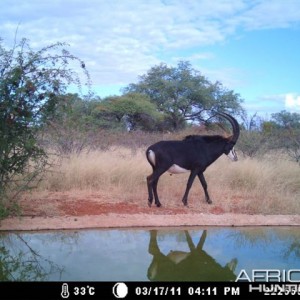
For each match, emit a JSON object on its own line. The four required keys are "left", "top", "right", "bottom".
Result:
{"left": 207, "top": 199, "right": 212, "bottom": 204}
{"left": 148, "top": 201, "right": 152, "bottom": 207}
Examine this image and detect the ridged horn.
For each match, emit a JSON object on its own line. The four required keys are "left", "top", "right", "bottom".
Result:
{"left": 217, "top": 112, "right": 240, "bottom": 144}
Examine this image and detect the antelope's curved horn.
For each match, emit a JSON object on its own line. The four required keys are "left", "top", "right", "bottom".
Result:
{"left": 217, "top": 112, "right": 240, "bottom": 144}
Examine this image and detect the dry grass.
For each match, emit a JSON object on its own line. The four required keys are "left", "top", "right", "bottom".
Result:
{"left": 36, "top": 147, "right": 300, "bottom": 215}
{"left": 206, "top": 155, "right": 300, "bottom": 214}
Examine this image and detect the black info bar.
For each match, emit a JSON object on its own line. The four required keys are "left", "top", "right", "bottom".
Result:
{"left": 0, "top": 282, "right": 300, "bottom": 299}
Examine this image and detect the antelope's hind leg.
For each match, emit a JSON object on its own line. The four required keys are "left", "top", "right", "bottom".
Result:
{"left": 152, "top": 177, "right": 161, "bottom": 207}
{"left": 147, "top": 174, "right": 154, "bottom": 207}
{"left": 147, "top": 167, "right": 167, "bottom": 207}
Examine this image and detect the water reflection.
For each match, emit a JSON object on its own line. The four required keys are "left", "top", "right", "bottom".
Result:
{"left": 0, "top": 233, "right": 65, "bottom": 281}
{"left": 148, "top": 230, "right": 237, "bottom": 281}
{"left": 0, "top": 227, "right": 299, "bottom": 281}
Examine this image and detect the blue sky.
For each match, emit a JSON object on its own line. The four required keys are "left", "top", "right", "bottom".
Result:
{"left": 1, "top": 0, "right": 300, "bottom": 117}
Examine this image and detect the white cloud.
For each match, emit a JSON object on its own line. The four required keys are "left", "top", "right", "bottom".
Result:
{"left": 1, "top": 0, "right": 242, "bottom": 86}
{"left": 1, "top": 0, "right": 300, "bottom": 91}
{"left": 246, "top": 93, "right": 300, "bottom": 114}
{"left": 285, "top": 93, "right": 300, "bottom": 112}
{"left": 236, "top": 0, "right": 300, "bottom": 30}
{"left": 242, "top": 94, "right": 286, "bottom": 114}
{"left": 172, "top": 52, "right": 215, "bottom": 63}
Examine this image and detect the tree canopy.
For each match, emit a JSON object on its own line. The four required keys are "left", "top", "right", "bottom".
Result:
{"left": 124, "top": 61, "right": 244, "bottom": 130}
{"left": 94, "top": 93, "right": 162, "bottom": 131}
{"left": 271, "top": 110, "right": 300, "bottom": 129}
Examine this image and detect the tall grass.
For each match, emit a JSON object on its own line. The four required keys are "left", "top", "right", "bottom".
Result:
{"left": 37, "top": 148, "right": 300, "bottom": 214}
{"left": 206, "top": 155, "right": 300, "bottom": 214}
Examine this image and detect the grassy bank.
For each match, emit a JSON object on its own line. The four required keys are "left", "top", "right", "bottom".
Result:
{"left": 34, "top": 148, "right": 300, "bottom": 215}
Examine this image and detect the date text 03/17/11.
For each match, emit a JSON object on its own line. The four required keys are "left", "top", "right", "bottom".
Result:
{"left": 135, "top": 286, "right": 240, "bottom": 296}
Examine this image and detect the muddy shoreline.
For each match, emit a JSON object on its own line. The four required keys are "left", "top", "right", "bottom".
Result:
{"left": 1, "top": 213, "right": 300, "bottom": 231}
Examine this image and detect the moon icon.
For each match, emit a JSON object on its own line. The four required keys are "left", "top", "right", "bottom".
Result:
{"left": 112, "top": 282, "right": 128, "bottom": 298}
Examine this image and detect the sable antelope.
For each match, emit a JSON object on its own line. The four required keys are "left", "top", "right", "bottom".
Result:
{"left": 146, "top": 112, "right": 240, "bottom": 207}
{"left": 148, "top": 230, "right": 237, "bottom": 281}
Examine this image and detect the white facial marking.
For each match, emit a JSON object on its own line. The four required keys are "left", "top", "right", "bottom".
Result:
{"left": 168, "top": 164, "right": 189, "bottom": 174}
{"left": 227, "top": 147, "right": 238, "bottom": 161}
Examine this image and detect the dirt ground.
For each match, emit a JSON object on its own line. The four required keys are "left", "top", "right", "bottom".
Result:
{"left": 1, "top": 191, "right": 300, "bottom": 230}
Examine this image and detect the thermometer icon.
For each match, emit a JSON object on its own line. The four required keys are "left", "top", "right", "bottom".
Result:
{"left": 61, "top": 283, "right": 70, "bottom": 299}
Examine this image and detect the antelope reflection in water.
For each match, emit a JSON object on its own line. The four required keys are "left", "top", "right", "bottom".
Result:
{"left": 148, "top": 230, "right": 237, "bottom": 281}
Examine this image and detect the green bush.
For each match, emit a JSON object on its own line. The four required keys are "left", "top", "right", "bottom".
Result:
{"left": 0, "top": 37, "right": 89, "bottom": 218}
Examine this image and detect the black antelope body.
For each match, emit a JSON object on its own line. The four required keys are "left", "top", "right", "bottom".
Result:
{"left": 148, "top": 230, "right": 237, "bottom": 281}
{"left": 146, "top": 112, "right": 240, "bottom": 207}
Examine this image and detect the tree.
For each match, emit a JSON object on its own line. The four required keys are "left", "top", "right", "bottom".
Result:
{"left": 0, "top": 37, "right": 89, "bottom": 216}
{"left": 50, "top": 93, "right": 98, "bottom": 127}
{"left": 236, "top": 113, "right": 266, "bottom": 157}
{"left": 44, "top": 93, "right": 100, "bottom": 154}
{"left": 124, "top": 61, "right": 244, "bottom": 130}
{"left": 94, "top": 93, "right": 162, "bottom": 131}
{"left": 271, "top": 110, "right": 300, "bottom": 129}
{"left": 269, "top": 111, "right": 300, "bottom": 163}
